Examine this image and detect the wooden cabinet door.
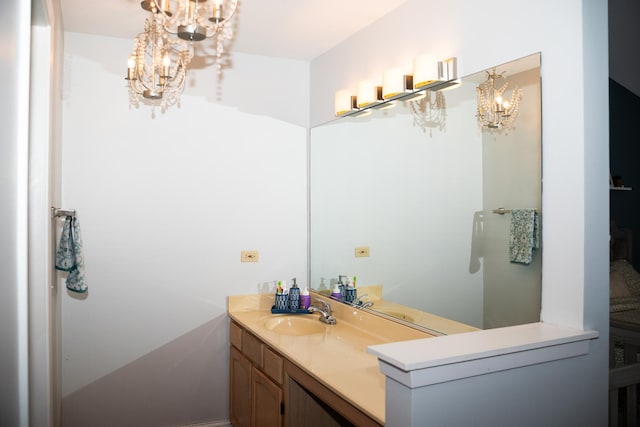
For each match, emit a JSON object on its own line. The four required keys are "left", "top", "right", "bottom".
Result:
{"left": 230, "top": 346, "right": 252, "bottom": 427}
{"left": 252, "top": 367, "right": 283, "bottom": 427}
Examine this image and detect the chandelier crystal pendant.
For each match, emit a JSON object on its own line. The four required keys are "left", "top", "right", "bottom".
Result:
{"left": 409, "top": 91, "right": 447, "bottom": 133}
{"left": 143, "top": 0, "right": 238, "bottom": 40}
{"left": 142, "top": 0, "right": 238, "bottom": 76}
{"left": 476, "top": 69, "right": 522, "bottom": 129}
{"left": 126, "top": 17, "right": 192, "bottom": 111}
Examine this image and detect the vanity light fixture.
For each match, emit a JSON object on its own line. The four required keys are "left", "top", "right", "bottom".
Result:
{"left": 476, "top": 68, "right": 522, "bottom": 129}
{"left": 333, "top": 56, "right": 459, "bottom": 118}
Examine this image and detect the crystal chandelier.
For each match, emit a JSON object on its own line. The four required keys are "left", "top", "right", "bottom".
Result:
{"left": 141, "top": 0, "right": 238, "bottom": 75}
{"left": 126, "top": 17, "right": 192, "bottom": 112}
{"left": 476, "top": 69, "right": 522, "bottom": 129}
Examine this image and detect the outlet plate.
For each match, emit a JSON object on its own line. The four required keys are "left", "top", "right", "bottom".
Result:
{"left": 241, "top": 250, "right": 259, "bottom": 262}
{"left": 355, "top": 246, "right": 370, "bottom": 257}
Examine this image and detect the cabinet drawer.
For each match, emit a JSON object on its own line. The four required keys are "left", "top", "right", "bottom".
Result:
{"left": 230, "top": 321, "right": 243, "bottom": 350}
{"left": 263, "top": 346, "right": 283, "bottom": 385}
{"left": 242, "top": 330, "right": 263, "bottom": 368}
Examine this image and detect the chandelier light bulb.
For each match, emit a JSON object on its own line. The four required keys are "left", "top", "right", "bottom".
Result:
{"left": 126, "top": 54, "right": 137, "bottom": 80}
{"left": 162, "top": 51, "right": 171, "bottom": 76}
{"left": 211, "top": 0, "right": 224, "bottom": 22}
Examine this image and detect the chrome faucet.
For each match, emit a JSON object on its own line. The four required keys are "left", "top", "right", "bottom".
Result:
{"left": 354, "top": 294, "right": 374, "bottom": 309}
{"left": 308, "top": 300, "right": 336, "bottom": 325}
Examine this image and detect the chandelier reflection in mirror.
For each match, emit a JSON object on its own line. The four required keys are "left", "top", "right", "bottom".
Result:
{"left": 476, "top": 69, "right": 522, "bottom": 129}
{"left": 408, "top": 91, "right": 447, "bottom": 134}
{"left": 142, "top": 0, "right": 238, "bottom": 76}
{"left": 126, "top": 17, "right": 192, "bottom": 113}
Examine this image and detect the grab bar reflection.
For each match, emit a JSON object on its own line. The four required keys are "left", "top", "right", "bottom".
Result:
{"left": 492, "top": 208, "right": 539, "bottom": 215}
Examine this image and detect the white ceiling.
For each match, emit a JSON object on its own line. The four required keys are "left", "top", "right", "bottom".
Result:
{"left": 60, "top": 0, "right": 408, "bottom": 60}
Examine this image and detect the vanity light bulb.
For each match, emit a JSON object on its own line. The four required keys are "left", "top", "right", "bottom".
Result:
{"left": 413, "top": 54, "right": 438, "bottom": 89}
{"left": 382, "top": 68, "right": 405, "bottom": 99}
{"left": 334, "top": 89, "right": 354, "bottom": 116}
{"left": 495, "top": 95, "right": 503, "bottom": 104}
{"left": 503, "top": 100, "right": 510, "bottom": 108}
{"left": 357, "top": 79, "right": 379, "bottom": 108}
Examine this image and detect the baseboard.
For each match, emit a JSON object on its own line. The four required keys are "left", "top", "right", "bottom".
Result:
{"left": 179, "top": 420, "right": 231, "bottom": 427}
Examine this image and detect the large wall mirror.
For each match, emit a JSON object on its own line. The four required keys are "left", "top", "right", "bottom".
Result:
{"left": 309, "top": 53, "right": 542, "bottom": 334}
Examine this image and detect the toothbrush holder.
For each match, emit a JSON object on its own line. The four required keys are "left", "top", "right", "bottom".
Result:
{"left": 274, "top": 293, "right": 288, "bottom": 310}
{"left": 344, "top": 288, "right": 357, "bottom": 304}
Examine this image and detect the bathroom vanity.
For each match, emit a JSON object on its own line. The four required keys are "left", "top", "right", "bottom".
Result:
{"left": 227, "top": 293, "right": 433, "bottom": 426}
{"left": 228, "top": 293, "right": 599, "bottom": 427}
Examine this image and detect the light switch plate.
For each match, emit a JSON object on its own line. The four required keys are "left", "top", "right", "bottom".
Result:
{"left": 241, "top": 250, "right": 259, "bottom": 262}
{"left": 355, "top": 246, "right": 370, "bottom": 257}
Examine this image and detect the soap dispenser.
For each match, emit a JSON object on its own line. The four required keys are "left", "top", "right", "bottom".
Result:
{"left": 331, "top": 284, "right": 342, "bottom": 301}
{"left": 288, "top": 277, "right": 300, "bottom": 310}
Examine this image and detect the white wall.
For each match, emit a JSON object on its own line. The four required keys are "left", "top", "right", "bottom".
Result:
{"left": 0, "top": 1, "right": 32, "bottom": 426}
{"left": 61, "top": 32, "right": 309, "bottom": 426}
{"left": 311, "top": 0, "right": 609, "bottom": 423}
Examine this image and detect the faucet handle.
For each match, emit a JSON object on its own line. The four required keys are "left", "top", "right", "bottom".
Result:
{"left": 319, "top": 300, "right": 332, "bottom": 314}
{"left": 355, "top": 293, "right": 368, "bottom": 303}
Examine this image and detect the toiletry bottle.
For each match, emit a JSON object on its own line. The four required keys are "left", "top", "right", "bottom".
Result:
{"left": 288, "top": 277, "right": 300, "bottom": 310}
{"left": 331, "top": 284, "right": 342, "bottom": 300}
{"left": 299, "top": 287, "right": 311, "bottom": 310}
{"left": 338, "top": 275, "right": 347, "bottom": 298}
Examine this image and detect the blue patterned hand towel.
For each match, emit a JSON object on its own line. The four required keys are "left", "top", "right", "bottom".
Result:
{"left": 509, "top": 209, "right": 539, "bottom": 265}
{"left": 55, "top": 216, "right": 87, "bottom": 293}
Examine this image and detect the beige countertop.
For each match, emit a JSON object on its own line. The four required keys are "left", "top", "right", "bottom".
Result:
{"left": 228, "top": 293, "right": 433, "bottom": 424}
{"left": 315, "top": 285, "right": 479, "bottom": 335}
